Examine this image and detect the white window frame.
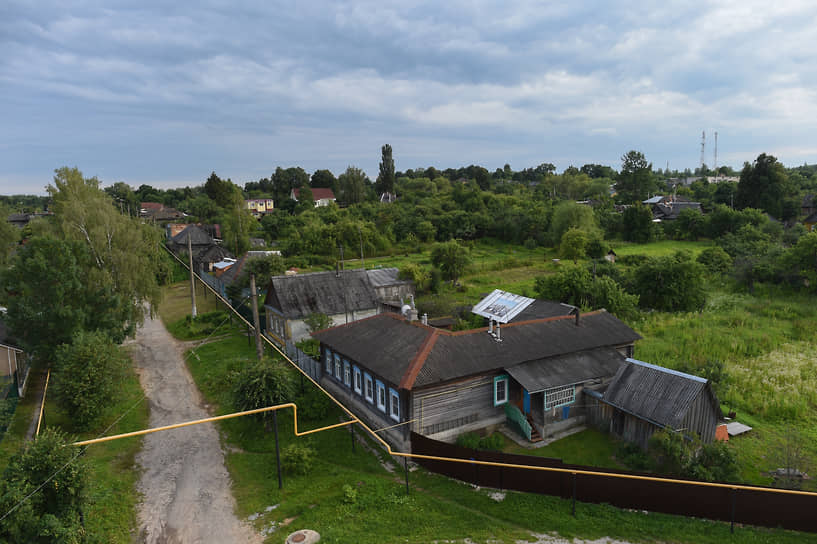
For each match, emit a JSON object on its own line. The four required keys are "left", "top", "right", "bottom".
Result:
{"left": 353, "top": 366, "right": 362, "bottom": 395}
{"left": 389, "top": 388, "right": 400, "bottom": 422}
{"left": 364, "top": 373, "right": 374, "bottom": 403}
{"left": 376, "top": 380, "right": 387, "bottom": 412}
{"left": 343, "top": 361, "right": 351, "bottom": 387}
{"left": 493, "top": 374, "right": 509, "bottom": 406}
{"left": 544, "top": 385, "right": 575, "bottom": 410}
{"left": 324, "top": 348, "right": 332, "bottom": 374}
{"left": 334, "top": 354, "right": 342, "bottom": 380}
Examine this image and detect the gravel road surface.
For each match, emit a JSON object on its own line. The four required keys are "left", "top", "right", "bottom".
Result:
{"left": 129, "top": 314, "right": 261, "bottom": 544}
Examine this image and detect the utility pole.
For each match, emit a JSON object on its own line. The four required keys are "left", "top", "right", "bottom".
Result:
{"left": 358, "top": 225, "right": 365, "bottom": 270}
{"left": 188, "top": 232, "right": 197, "bottom": 318}
{"left": 250, "top": 273, "right": 264, "bottom": 361}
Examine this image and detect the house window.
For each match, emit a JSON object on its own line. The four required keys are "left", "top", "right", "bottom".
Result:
{"left": 343, "top": 361, "right": 351, "bottom": 387}
{"left": 544, "top": 385, "right": 575, "bottom": 410}
{"left": 324, "top": 348, "right": 332, "bottom": 374}
{"left": 493, "top": 375, "right": 509, "bottom": 406}
{"left": 364, "top": 373, "right": 374, "bottom": 403}
{"left": 334, "top": 354, "right": 342, "bottom": 380}
{"left": 376, "top": 380, "right": 386, "bottom": 412}
{"left": 353, "top": 366, "right": 362, "bottom": 395}
{"left": 389, "top": 388, "right": 400, "bottom": 422}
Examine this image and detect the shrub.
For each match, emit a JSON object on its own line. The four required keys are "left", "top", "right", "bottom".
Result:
{"left": 455, "top": 432, "right": 504, "bottom": 451}
{"left": 232, "top": 358, "right": 295, "bottom": 427}
{"left": 0, "top": 428, "right": 87, "bottom": 542}
{"left": 456, "top": 432, "right": 481, "bottom": 450}
{"left": 342, "top": 483, "right": 358, "bottom": 505}
{"left": 53, "top": 330, "right": 129, "bottom": 430}
{"left": 617, "top": 441, "right": 650, "bottom": 470}
{"left": 281, "top": 443, "right": 316, "bottom": 475}
{"left": 696, "top": 246, "right": 733, "bottom": 275}
{"left": 295, "top": 386, "right": 333, "bottom": 421}
{"left": 399, "top": 263, "right": 430, "bottom": 292}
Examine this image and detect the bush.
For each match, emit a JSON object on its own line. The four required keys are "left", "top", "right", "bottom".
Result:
{"left": 53, "top": 330, "right": 129, "bottom": 430}
{"left": 617, "top": 441, "right": 650, "bottom": 470}
{"left": 456, "top": 432, "right": 481, "bottom": 450}
{"left": 696, "top": 246, "right": 733, "bottom": 275}
{"left": 0, "top": 428, "right": 87, "bottom": 542}
{"left": 281, "top": 443, "right": 316, "bottom": 475}
{"left": 295, "top": 385, "right": 333, "bottom": 421}
{"left": 232, "top": 358, "right": 295, "bottom": 426}
{"left": 455, "top": 432, "right": 504, "bottom": 451}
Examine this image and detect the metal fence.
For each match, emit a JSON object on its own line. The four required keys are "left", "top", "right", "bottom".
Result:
{"left": 410, "top": 432, "right": 817, "bottom": 533}
{"left": 275, "top": 339, "right": 321, "bottom": 381}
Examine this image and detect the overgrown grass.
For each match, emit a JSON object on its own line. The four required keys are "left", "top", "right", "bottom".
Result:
{"left": 502, "top": 428, "right": 627, "bottom": 470}
{"left": 0, "top": 369, "right": 45, "bottom": 473}
{"left": 157, "top": 280, "right": 222, "bottom": 325}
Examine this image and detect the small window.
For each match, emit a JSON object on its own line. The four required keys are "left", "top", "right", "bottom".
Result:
{"left": 376, "top": 380, "right": 386, "bottom": 412}
{"left": 364, "top": 373, "right": 374, "bottom": 403}
{"left": 334, "top": 354, "right": 342, "bottom": 380}
{"left": 493, "top": 375, "right": 509, "bottom": 406}
{"left": 544, "top": 385, "right": 575, "bottom": 410}
{"left": 389, "top": 388, "right": 400, "bottom": 422}
{"left": 353, "top": 366, "right": 362, "bottom": 394}
{"left": 324, "top": 348, "right": 332, "bottom": 374}
{"left": 343, "top": 361, "right": 351, "bottom": 387}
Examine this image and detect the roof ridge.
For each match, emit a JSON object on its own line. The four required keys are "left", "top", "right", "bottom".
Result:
{"left": 400, "top": 327, "right": 439, "bottom": 390}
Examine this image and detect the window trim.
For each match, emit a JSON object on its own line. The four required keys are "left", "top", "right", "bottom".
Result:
{"left": 389, "top": 388, "right": 400, "bottom": 422}
{"left": 334, "top": 354, "right": 342, "bottom": 380}
{"left": 353, "top": 366, "right": 362, "bottom": 395}
{"left": 493, "top": 374, "right": 509, "bottom": 406}
{"left": 376, "top": 380, "right": 387, "bottom": 412}
{"left": 343, "top": 360, "right": 351, "bottom": 387}
{"left": 364, "top": 373, "right": 374, "bottom": 403}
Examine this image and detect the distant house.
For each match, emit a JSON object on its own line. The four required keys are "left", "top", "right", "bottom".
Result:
{"left": 312, "top": 309, "right": 640, "bottom": 450}
{"left": 802, "top": 195, "right": 816, "bottom": 219}
{"left": 264, "top": 268, "right": 414, "bottom": 345}
{"left": 246, "top": 198, "right": 274, "bottom": 218}
{"left": 140, "top": 202, "right": 183, "bottom": 223}
{"left": 804, "top": 212, "right": 817, "bottom": 233}
{"left": 140, "top": 202, "right": 164, "bottom": 217}
{"left": 643, "top": 195, "right": 702, "bottom": 221}
{"left": 586, "top": 358, "right": 721, "bottom": 449}
{"left": 7, "top": 213, "right": 30, "bottom": 229}
{"left": 0, "top": 316, "right": 30, "bottom": 398}
{"left": 195, "top": 245, "right": 235, "bottom": 273}
{"left": 379, "top": 192, "right": 398, "bottom": 204}
{"left": 291, "top": 188, "right": 336, "bottom": 207}
{"left": 167, "top": 224, "right": 216, "bottom": 256}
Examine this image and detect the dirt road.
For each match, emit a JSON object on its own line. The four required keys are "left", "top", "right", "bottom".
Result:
{"left": 129, "top": 314, "right": 261, "bottom": 544}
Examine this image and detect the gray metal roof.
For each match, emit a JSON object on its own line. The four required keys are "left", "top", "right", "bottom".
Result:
{"left": 366, "top": 267, "right": 403, "bottom": 287}
{"left": 171, "top": 225, "right": 214, "bottom": 246}
{"left": 505, "top": 347, "right": 625, "bottom": 393}
{"left": 265, "top": 269, "right": 379, "bottom": 319}
{"left": 601, "top": 358, "right": 712, "bottom": 429}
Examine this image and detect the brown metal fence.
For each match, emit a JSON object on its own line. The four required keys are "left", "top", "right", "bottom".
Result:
{"left": 410, "top": 432, "right": 817, "bottom": 532}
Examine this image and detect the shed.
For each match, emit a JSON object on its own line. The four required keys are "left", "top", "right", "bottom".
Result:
{"left": 587, "top": 358, "right": 721, "bottom": 449}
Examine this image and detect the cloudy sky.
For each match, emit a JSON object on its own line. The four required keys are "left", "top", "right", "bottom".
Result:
{"left": 2, "top": 1, "right": 816, "bottom": 194}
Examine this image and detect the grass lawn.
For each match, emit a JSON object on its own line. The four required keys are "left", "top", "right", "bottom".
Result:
{"left": 502, "top": 428, "right": 627, "bottom": 470}
{"left": 157, "top": 280, "right": 222, "bottom": 325}
{"left": 159, "top": 279, "right": 817, "bottom": 543}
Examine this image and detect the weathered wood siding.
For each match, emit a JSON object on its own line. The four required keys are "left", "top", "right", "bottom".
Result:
{"left": 411, "top": 374, "right": 504, "bottom": 442}
{"left": 681, "top": 388, "right": 719, "bottom": 443}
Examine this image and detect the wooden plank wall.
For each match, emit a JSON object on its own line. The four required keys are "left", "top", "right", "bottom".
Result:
{"left": 412, "top": 375, "right": 499, "bottom": 436}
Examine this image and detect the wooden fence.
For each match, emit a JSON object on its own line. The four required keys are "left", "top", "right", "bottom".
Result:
{"left": 410, "top": 432, "right": 817, "bottom": 533}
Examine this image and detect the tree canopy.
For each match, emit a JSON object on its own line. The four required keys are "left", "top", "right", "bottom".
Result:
{"left": 735, "top": 153, "right": 790, "bottom": 219}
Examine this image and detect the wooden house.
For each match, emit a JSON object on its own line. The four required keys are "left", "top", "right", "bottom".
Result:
{"left": 585, "top": 358, "right": 721, "bottom": 449}
{"left": 643, "top": 195, "right": 702, "bottom": 221}
{"left": 804, "top": 212, "right": 817, "bottom": 233}
{"left": 290, "top": 188, "right": 336, "bottom": 207}
{"left": 312, "top": 310, "right": 640, "bottom": 450}
{"left": 264, "top": 268, "right": 414, "bottom": 345}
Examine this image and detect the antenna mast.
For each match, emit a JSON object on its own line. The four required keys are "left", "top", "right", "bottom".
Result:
{"left": 713, "top": 131, "right": 718, "bottom": 172}
{"left": 700, "top": 130, "right": 706, "bottom": 172}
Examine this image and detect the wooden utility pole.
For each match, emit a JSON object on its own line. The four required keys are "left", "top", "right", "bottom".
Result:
{"left": 188, "top": 232, "right": 197, "bottom": 318}
{"left": 250, "top": 273, "right": 264, "bottom": 361}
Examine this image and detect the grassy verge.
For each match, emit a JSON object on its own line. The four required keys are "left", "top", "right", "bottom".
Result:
{"left": 157, "top": 280, "right": 222, "bottom": 325}
{"left": 160, "top": 280, "right": 817, "bottom": 543}
{"left": 0, "top": 369, "right": 45, "bottom": 473}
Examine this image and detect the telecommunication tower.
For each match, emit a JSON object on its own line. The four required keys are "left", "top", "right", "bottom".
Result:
{"left": 713, "top": 131, "right": 718, "bottom": 172}
{"left": 700, "top": 131, "right": 706, "bottom": 171}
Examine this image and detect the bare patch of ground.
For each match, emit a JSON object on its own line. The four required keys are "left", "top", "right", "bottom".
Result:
{"left": 128, "top": 314, "right": 261, "bottom": 544}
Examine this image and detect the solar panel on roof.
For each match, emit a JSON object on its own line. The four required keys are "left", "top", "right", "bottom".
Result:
{"left": 471, "top": 289, "right": 535, "bottom": 323}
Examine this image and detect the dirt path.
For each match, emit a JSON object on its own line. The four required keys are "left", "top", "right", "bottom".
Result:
{"left": 128, "top": 313, "right": 262, "bottom": 544}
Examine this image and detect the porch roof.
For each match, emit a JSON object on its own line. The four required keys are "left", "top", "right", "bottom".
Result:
{"left": 504, "top": 347, "right": 625, "bottom": 393}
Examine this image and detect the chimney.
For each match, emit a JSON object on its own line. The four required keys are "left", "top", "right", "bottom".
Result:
{"left": 495, "top": 323, "right": 502, "bottom": 342}
{"left": 488, "top": 319, "right": 494, "bottom": 334}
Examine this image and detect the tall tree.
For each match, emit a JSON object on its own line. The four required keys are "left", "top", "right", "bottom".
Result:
{"left": 430, "top": 240, "right": 471, "bottom": 283}
{"left": 47, "top": 167, "right": 164, "bottom": 330}
{"left": 376, "top": 144, "right": 395, "bottom": 195}
{"left": 735, "top": 153, "right": 789, "bottom": 219}
{"left": 203, "top": 171, "right": 236, "bottom": 208}
{"left": 616, "top": 150, "right": 658, "bottom": 203}
{"left": 311, "top": 169, "right": 337, "bottom": 192}
{"left": 337, "top": 166, "right": 369, "bottom": 205}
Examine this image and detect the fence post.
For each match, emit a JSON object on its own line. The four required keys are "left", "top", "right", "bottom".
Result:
{"left": 730, "top": 487, "right": 736, "bottom": 534}
{"left": 404, "top": 456, "right": 410, "bottom": 496}
{"left": 274, "top": 411, "right": 282, "bottom": 489}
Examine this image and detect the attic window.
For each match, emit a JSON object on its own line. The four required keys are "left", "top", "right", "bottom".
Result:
{"left": 544, "top": 385, "right": 575, "bottom": 410}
